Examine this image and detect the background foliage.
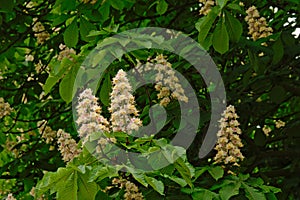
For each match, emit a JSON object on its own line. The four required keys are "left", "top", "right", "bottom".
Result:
{"left": 0, "top": 0, "right": 299, "bottom": 199}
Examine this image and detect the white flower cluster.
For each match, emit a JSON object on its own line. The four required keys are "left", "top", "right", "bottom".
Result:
{"left": 109, "top": 69, "right": 142, "bottom": 134}
{"left": 199, "top": 0, "right": 215, "bottom": 15}
{"left": 0, "top": 98, "right": 12, "bottom": 119}
{"left": 262, "top": 125, "right": 272, "bottom": 136}
{"left": 112, "top": 178, "right": 144, "bottom": 200}
{"left": 57, "top": 129, "right": 82, "bottom": 162}
{"left": 214, "top": 105, "right": 244, "bottom": 166}
{"left": 32, "top": 19, "right": 50, "bottom": 44}
{"left": 37, "top": 121, "right": 82, "bottom": 162}
{"left": 275, "top": 119, "right": 285, "bottom": 128}
{"left": 37, "top": 120, "right": 56, "bottom": 145}
{"left": 245, "top": 6, "right": 273, "bottom": 41}
{"left": 136, "top": 54, "right": 188, "bottom": 107}
{"left": 262, "top": 119, "right": 285, "bottom": 137}
{"left": 76, "top": 88, "right": 110, "bottom": 145}
{"left": 57, "top": 44, "right": 76, "bottom": 62}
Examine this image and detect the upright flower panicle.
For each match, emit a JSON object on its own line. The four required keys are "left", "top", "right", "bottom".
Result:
{"left": 109, "top": 69, "right": 142, "bottom": 134}
{"left": 152, "top": 55, "right": 188, "bottom": 106}
{"left": 76, "top": 88, "right": 110, "bottom": 145}
{"left": 57, "top": 129, "right": 82, "bottom": 162}
{"left": 214, "top": 105, "right": 244, "bottom": 166}
{"left": 136, "top": 54, "right": 188, "bottom": 107}
{"left": 245, "top": 6, "right": 273, "bottom": 41}
{"left": 0, "top": 98, "right": 12, "bottom": 119}
{"left": 199, "top": 0, "right": 215, "bottom": 15}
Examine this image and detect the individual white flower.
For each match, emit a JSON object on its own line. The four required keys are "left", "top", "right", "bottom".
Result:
{"left": 109, "top": 70, "right": 142, "bottom": 134}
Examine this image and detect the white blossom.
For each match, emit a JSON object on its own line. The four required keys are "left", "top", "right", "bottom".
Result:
{"left": 214, "top": 105, "right": 244, "bottom": 166}
{"left": 109, "top": 69, "right": 142, "bottom": 134}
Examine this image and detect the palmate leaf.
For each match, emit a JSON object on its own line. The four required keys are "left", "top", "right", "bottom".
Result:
{"left": 35, "top": 166, "right": 99, "bottom": 200}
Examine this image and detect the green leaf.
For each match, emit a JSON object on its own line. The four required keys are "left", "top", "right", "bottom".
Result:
{"left": 219, "top": 182, "right": 241, "bottom": 200}
{"left": 227, "top": 3, "right": 242, "bottom": 12}
{"left": 216, "top": 0, "right": 228, "bottom": 8}
{"left": 192, "top": 189, "right": 216, "bottom": 200}
{"left": 80, "top": 17, "right": 96, "bottom": 42}
{"left": 212, "top": 19, "right": 229, "bottom": 54}
{"left": 167, "top": 175, "right": 187, "bottom": 187}
{"left": 156, "top": 0, "right": 168, "bottom": 15}
{"left": 44, "top": 59, "right": 71, "bottom": 94}
{"left": 88, "top": 166, "right": 118, "bottom": 182}
{"left": 265, "top": 193, "right": 278, "bottom": 200}
{"left": 193, "top": 167, "right": 208, "bottom": 181}
{"left": 64, "top": 19, "right": 79, "bottom": 48}
{"left": 126, "top": 167, "right": 148, "bottom": 187}
{"left": 77, "top": 172, "right": 99, "bottom": 200}
{"left": 0, "top": 0, "right": 15, "bottom": 12}
{"left": 59, "top": 73, "right": 75, "bottom": 103}
{"left": 35, "top": 167, "right": 73, "bottom": 197}
{"left": 242, "top": 183, "right": 266, "bottom": 200}
{"left": 269, "top": 86, "right": 286, "bottom": 104}
{"left": 208, "top": 166, "right": 224, "bottom": 181}
{"left": 52, "top": 14, "right": 70, "bottom": 27}
{"left": 100, "top": 74, "right": 112, "bottom": 106}
{"left": 196, "top": 6, "right": 219, "bottom": 47}
{"left": 248, "top": 50, "right": 260, "bottom": 73}
{"left": 59, "top": 65, "right": 78, "bottom": 103}
{"left": 272, "top": 38, "right": 284, "bottom": 64}
{"left": 225, "top": 11, "right": 243, "bottom": 42}
{"left": 145, "top": 176, "right": 164, "bottom": 195}
{"left": 35, "top": 166, "right": 99, "bottom": 200}
{"left": 56, "top": 171, "right": 77, "bottom": 200}
{"left": 174, "top": 158, "right": 193, "bottom": 187}
{"left": 148, "top": 150, "right": 172, "bottom": 170}
{"left": 109, "top": 0, "right": 125, "bottom": 10}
